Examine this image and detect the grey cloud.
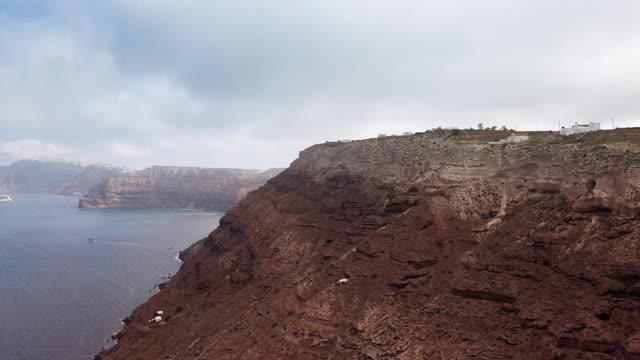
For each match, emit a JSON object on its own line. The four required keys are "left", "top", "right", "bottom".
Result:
{"left": 96, "top": 1, "right": 639, "bottom": 98}
{"left": 0, "top": 0, "right": 639, "bottom": 168}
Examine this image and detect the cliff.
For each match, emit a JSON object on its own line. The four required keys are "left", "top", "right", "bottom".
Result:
{"left": 98, "top": 129, "right": 640, "bottom": 360}
{"left": 79, "top": 166, "right": 284, "bottom": 211}
{"left": 0, "top": 160, "right": 124, "bottom": 194}
{"left": 0, "top": 165, "right": 7, "bottom": 192}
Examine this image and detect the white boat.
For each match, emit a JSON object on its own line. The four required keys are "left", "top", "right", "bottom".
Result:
{"left": 0, "top": 194, "right": 12, "bottom": 202}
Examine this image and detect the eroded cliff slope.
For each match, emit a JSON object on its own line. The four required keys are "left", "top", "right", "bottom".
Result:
{"left": 99, "top": 129, "right": 640, "bottom": 360}
{"left": 80, "top": 166, "right": 283, "bottom": 211}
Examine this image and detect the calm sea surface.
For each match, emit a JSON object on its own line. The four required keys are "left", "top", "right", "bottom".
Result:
{"left": 0, "top": 193, "right": 221, "bottom": 360}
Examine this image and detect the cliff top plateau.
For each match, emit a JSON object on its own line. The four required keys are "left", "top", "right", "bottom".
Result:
{"left": 99, "top": 128, "right": 640, "bottom": 360}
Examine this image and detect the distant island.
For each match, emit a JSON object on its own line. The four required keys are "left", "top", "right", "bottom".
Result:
{"left": 0, "top": 161, "right": 284, "bottom": 212}
{"left": 79, "top": 166, "right": 283, "bottom": 211}
{"left": 0, "top": 160, "right": 124, "bottom": 195}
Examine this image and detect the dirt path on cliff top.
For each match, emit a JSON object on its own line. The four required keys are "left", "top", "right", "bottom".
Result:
{"left": 98, "top": 130, "right": 640, "bottom": 360}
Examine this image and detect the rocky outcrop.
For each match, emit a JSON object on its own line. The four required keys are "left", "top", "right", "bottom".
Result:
{"left": 99, "top": 129, "right": 640, "bottom": 360}
{"left": 0, "top": 160, "right": 124, "bottom": 194}
{"left": 79, "top": 166, "right": 283, "bottom": 211}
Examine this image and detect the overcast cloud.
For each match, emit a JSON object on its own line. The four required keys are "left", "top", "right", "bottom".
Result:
{"left": 1, "top": 0, "right": 639, "bottom": 169}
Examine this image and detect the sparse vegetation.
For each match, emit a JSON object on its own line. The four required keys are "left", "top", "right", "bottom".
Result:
{"left": 447, "top": 129, "right": 514, "bottom": 142}
{"left": 431, "top": 125, "right": 513, "bottom": 134}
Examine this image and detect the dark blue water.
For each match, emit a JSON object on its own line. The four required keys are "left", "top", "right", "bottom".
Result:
{"left": 0, "top": 194, "right": 222, "bottom": 360}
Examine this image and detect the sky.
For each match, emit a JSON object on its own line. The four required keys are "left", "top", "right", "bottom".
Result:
{"left": 1, "top": 0, "right": 639, "bottom": 169}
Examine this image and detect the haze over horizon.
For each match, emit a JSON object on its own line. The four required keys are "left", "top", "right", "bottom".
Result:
{"left": 1, "top": 0, "right": 639, "bottom": 169}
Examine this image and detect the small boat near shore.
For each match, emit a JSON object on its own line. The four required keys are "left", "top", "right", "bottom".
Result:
{"left": 0, "top": 194, "right": 12, "bottom": 202}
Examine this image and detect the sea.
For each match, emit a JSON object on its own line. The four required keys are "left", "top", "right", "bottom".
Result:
{"left": 0, "top": 193, "right": 222, "bottom": 360}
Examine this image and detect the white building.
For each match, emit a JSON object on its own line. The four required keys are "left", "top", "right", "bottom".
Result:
{"left": 560, "top": 122, "right": 600, "bottom": 136}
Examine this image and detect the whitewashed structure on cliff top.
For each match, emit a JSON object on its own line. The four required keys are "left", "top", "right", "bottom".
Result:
{"left": 560, "top": 122, "right": 601, "bottom": 136}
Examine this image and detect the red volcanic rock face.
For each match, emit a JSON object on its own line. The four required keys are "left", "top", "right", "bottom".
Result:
{"left": 79, "top": 166, "right": 283, "bottom": 211}
{"left": 99, "top": 130, "right": 640, "bottom": 360}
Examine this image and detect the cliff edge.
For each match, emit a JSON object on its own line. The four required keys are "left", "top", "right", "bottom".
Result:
{"left": 98, "top": 129, "right": 640, "bottom": 359}
{"left": 79, "top": 166, "right": 283, "bottom": 211}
